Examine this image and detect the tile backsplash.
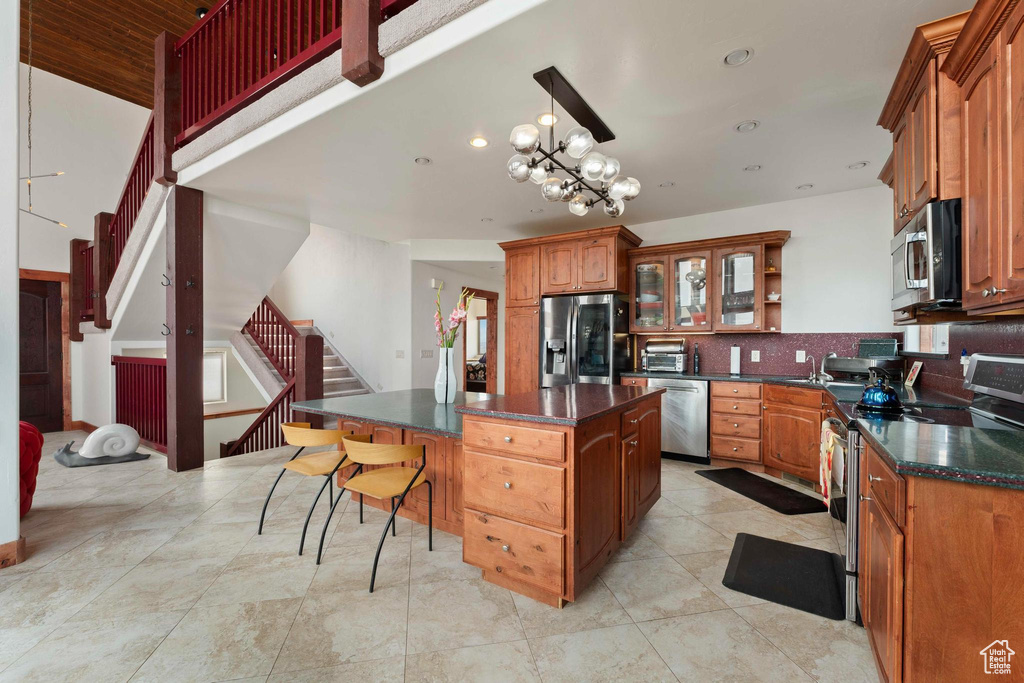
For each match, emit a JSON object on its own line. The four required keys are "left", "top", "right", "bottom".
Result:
{"left": 915, "top": 320, "right": 1024, "bottom": 400}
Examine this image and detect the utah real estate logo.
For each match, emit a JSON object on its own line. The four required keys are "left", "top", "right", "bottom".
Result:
{"left": 980, "top": 640, "right": 1015, "bottom": 675}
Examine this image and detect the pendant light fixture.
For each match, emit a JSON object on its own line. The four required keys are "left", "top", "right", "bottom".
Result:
{"left": 20, "top": 0, "right": 68, "bottom": 228}
{"left": 507, "top": 67, "right": 640, "bottom": 218}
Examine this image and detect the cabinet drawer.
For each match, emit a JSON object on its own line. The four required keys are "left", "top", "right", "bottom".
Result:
{"left": 463, "top": 450, "right": 565, "bottom": 528}
{"left": 711, "top": 436, "right": 761, "bottom": 462}
{"left": 622, "top": 407, "right": 639, "bottom": 436}
{"left": 463, "top": 509, "right": 564, "bottom": 595}
{"left": 867, "top": 449, "right": 906, "bottom": 527}
{"left": 763, "top": 384, "right": 823, "bottom": 409}
{"left": 463, "top": 419, "right": 565, "bottom": 462}
{"left": 711, "top": 382, "right": 761, "bottom": 399}
{"left": 711, "top": 398, "right": 761, "bottom": 416}
{"left": 711, "top": 414, "right": 761, "bottom": 439}
{"left": 621, "top": 377, "right": 648, "bottom": 387}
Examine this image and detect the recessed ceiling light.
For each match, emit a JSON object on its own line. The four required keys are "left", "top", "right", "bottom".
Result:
{"left": 796, "top": 183, "right": 814, "bottom": 190}
{"left": 537, "top": 113, "right": 558, "bottom": 126}
{"left": 468, "top": 136, "right": 489, "bottom": 148}
{"left": 734, "top": 120, "right": 760, "bottom": 133}
{"left": 414, "top": 157, "right": 432, "bottom": 165}
{"left": 530, "top": 208, "right": 544, "bottom": 214}
{"left": 723, "top": 48, "right": 754, "bottom": 67}
{"left": 847, "top": 161, "right": 870, "bottom": 170}
{"left": 480, "top": 217, "right": 493, "bottom": 222}
{"left": 659, "top": 181, "right": 675, "bottom": 188}
{"left": 195, "top": 7, "right": 208, "bottom": 19}
{"left": 743, "top": 165, "right": 762, "bottom": 172}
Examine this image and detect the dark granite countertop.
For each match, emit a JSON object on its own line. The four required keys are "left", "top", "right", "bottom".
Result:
{"left": 856, "top": 418, "right": 1024, "bottom": 491}
{"left": 621, "top": 371, "right": 969, "bottom": 408}
{"left": 456, "top": 384, "right": 665, "bottom": 427}
{"left": 293, "top": 389, "right": 495, "bottom": 438}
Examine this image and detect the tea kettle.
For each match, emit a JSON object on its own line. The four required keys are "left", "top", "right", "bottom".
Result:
{"left": 857, "top": 378, "right": 903, "bottom": 413}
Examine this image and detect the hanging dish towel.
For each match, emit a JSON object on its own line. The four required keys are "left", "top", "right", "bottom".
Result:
{"left": 819, "top": 420, "right": 845, "bottom": 510}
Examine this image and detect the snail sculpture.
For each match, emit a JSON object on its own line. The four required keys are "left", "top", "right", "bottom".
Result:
{"left": 54, "top": 424, "right": 150, "bottom": 468}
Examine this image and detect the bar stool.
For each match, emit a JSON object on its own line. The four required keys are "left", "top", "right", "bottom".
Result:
{"left": 316, "top": 436, "right": 433, "bottom": 592}
{"left": 258, "top": 422, "right": 355, "bottom": 555}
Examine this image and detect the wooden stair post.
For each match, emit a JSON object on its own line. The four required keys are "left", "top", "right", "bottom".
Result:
{"left": 153, "top": 31, "right": 181, "bottom": 187}
{"left": 165, "top": 185, "right": 204, "bottom": 471}
{"left": 92, "top": 212, "right": 113, "bottom": 329}
{"left": 295, "top": 333, "right": 324, "bottom": 429}
{"left": 342, "top": 0, "right": 384, "bottom": 86}
{"left": 68, "top": 238, "right": 89, "bottom": 342}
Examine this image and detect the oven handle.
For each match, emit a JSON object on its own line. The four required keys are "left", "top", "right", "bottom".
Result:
{"left": 905, "top": 230, "right": 928, "bottom": 290}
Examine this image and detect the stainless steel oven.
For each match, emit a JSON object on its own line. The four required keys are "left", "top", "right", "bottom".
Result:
{"left": 891, "top": 198, "right": 961, "bottom": 312}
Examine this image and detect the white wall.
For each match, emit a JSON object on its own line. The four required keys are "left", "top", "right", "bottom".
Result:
{"left": 270, "top": 224, "right": 413, "bottom": 392}
{"left": 2, "top": 2, "right": 21, "bottom": 547}
{"left": 627, "top": 185, "right": 897, "bottom": 333}
{"left": 18, "top": 65, "right": 150, "bottom": 272}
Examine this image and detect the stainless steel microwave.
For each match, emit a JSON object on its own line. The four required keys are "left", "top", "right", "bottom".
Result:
{"left": 891, "top": 198, "right": 961, "bottom": 312}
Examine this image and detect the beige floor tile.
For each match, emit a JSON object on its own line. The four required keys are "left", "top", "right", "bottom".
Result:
{"left": 673, "top": 550, "right": 766, "bottom": 608}
{"left": 195, "top": 550, "right": 318, "bottom": 607}
{"left": 73, "top": 556, "right": 229, "bottom": 619}
{"left": 146, "top": 521, "right": 255, "bottom": 562}
{"left": 326, "top": 511, "right": 413, "bottom": 548}
{"left": 696, "top": 509, "right": 812, "bottom": 543}
{"left": 663, "top": 486, "right": 762, "bottom": 515}
{"left": 600, "top": 556, "right": 726, "bottom": 622}
{"left": 77, "top": 483, "right": 181, "bottom": 510}
{"left": 412, "top": 525, "right": 461, "bottom": 552}
{"left": 529, "top": 623, "right": 676, "bottom": 683}
{"left": 512, "top": 578, "right": 630, "bottom": 639}
{"left": 132, "top": 598, "right": 301, "bottom": 682}
{"left": 0, "top": 610, "right": 184, "bottom": 683}
{"left": 0, "top": 566, "right": 131, "bottom": 630}
{"left": 734, "top": 602, "right": 876, "bottom": 682}
{"left": 146, "top": 478, "right": 241, "bottom": 506}
{"left": 113, "top": 502, "right": 211, "bottom": 530}
{"left": 405, "top": 640, "right": 540, "bottom": 682}
{"left": 638, "top": 515, "right": 733, "bottom": 555}
{"left": 28, "top": 486, "right": 106, "bottom": 510}
{"left": 308, "top": 541, "right": 411, "bottom": 593}
{"left": 770, "top": 510, "right": 835, "bottom": 540}
{"left": 660, "top": 468, "right": 714, "bottom": 491}
{"left": 40, "top": 526, "right": 182, "bottom": 571}
{"left": 638, "top": 609, "right": 813, "bottom": 682}
{"left": 267, "top": 656, "right": 405, "bottom": 682}
{"left": 606, "top": 530, "right": 669, "bottom": 563}
{"left": 409, "top": 545, "right": 479, "bottom": 585}
{"left": 643, "top": 496, "right": 689, "bottom": 518}
{"left": 0, "top": 626, "right": 54, "bottom": 671}
{"left": 406, "top": 578, "right": 523, "bottom": 655}
{"left": 3, "top": 522, "right": 99, "bottom": 573}
{"left": 193, "top": 496, "right": 282, "bottom": 526}
{"left": 273, "top": 586, "right": 408, "bottom": 672}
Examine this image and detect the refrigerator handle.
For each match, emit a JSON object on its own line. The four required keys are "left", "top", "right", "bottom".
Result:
{"left": 570, "top": 300, "right": 578, "bottom": 384}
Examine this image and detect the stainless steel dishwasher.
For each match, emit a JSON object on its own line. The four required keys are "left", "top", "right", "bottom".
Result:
{"left": 646, "top": 378, "right": 709, "bottom": 461}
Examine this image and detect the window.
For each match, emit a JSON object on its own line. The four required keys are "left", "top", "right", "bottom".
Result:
{"left": 476, "top": 319, "right": 487, "bottom": 357}
{"left": 203, "top": 350, "right": 228, "bottom": 404}
{"left": 903, "top": 325, "right": 950, "bottom": 356}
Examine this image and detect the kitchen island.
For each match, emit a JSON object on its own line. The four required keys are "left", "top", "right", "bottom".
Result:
{"left": 293, "top": 384, "right": 664, "bottom": 606}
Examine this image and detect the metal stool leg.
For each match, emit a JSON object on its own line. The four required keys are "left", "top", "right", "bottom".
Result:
{"left": 316, "top": 484, "right": 348, "bottom": 565}
{"left": 328, "top": 476, "right": 333, "bottom": 507}
{"left": 390, "top": 498, "right": 396, "bottom": 537}
{"left": 370, "top": 500, "right": 403, "bottom": 593}
{"left": 258, "top": 468, "right": 287, "bottom": 535}
{"left": 359, "top": 494, "right": 364, "bottom": 523}
{"left": 299, "top": 473, "right": 333, "bottom": 556}
{"left": 426, "top": 479, "right": 433, "bottom": 551}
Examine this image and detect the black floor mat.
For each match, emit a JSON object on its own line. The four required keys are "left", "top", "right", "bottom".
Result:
{"left": 830, "top": 496, "right": 847, "bottom": 524}
{"left": 696, "top": 467, "right": 825, "bottom": 515}
{"left": 723, "top": 533, "right": 846, "bottom": 621}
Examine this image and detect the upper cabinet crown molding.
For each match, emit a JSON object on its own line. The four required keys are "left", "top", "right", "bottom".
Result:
{"left": 625, "top": 230, "right": 791, "bottom": 258}
{"left": 879, "top": 152, "right": 895, "bottom": 188}
{"left": 878, "top": 11, "right": 972, "bottom": 131}
{"left": 943, "top": 0, "right": 1021, "bottom": 84}
{"left": 498, "top": 225, "right": 642, "bottom": 251}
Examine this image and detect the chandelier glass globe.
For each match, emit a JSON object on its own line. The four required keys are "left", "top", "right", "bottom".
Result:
{"left": 624, "top": 177, "right": 641, "bottom": 200}
{"left": 608, "top": 174, "right": 632, "bottom": 200}
{"left": 528, "top": 164, "right": 548, "bottom": 184}
{"left": 507, "top": 155, "right": 532, "bottom": 183}
{"left": 541, "top": 177, "right": 565, "bottom": 202}
{"left": 510, "top": 124, "right": 541, "bottom": 154}
{"left": 563, "top": 126, "right": 594, "bottom": 159}
{"left": 602, "top": 157, "right": 620, "bottom": 183}
{"left": 569, "top": 193, "right": 590, "bottom": 216}
{"left": 580, "top": 151, "right": 607, "bottom": 182}
{"left": 604, "top": 198, "right": 625, "bottom": 218}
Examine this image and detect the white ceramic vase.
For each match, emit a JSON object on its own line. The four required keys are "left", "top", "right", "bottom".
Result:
{"left": 434, "top": 347, "right": 457, "bottom": 403}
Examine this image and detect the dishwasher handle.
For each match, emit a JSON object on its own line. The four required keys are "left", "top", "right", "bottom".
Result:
{"left": 663, "top": 386, "right": 700, "bottom": 393}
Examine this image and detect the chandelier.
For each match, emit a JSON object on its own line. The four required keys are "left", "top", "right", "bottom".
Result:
{"left": 506, "top": 67, "right": 640, "bottom": 218}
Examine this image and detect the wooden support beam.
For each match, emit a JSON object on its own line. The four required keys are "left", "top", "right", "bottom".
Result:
{"left": 294, "top": 333, "right": 324, "bottom": 429}
{"left": 165, "top": 185, "right": 204, "bottom": 471}
{"left": 68, "top": 238, "right": 88, "bottom": 342}
{"left": 153, "top": 31, "right": 181, "bottom": 186}
{"left": 342, "top": 0, "right": 384, "bottom": 86}
{"left": 92, "top": 212, "right": 113, "bottom": 329}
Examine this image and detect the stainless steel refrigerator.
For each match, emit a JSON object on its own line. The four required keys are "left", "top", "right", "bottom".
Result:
{"left": 540, "top": 294, "right": 630, "bottom": 387}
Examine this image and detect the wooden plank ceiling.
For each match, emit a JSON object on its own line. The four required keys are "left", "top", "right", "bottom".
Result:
{"left": 20, "top": 0, "right": 205, "bottom": 109}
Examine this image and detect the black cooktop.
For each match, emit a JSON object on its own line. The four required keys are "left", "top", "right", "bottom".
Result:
{"left": 837, "top": 401, "right": 977, "bottom": 427}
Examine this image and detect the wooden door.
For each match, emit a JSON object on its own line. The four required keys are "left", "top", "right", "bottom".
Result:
{"left": 863, "top": 496, "right": 904, "bottom": 683}
{"left": 446, "top": 438, "right": 464, "bottom": 526}
{"left": 578, "top": 235, "right": 616, "bottom": 291}
{"left": 893, "top": 117, "right": 911, "bottom": 231}
{"left": 763, "top": 404, "right": 820, "bottom": 481}
{"left": 712, "top": 246, "right": 763, "bottom": 333}
{"left": 504, "top": 306, "right": 539, "bottom": 395}
{"left": 401, "top": 431, "right": 447, "bottom": 520}
{"left": 635, "top": 402, "right": 661, "bottom": 512}
{"left": 908, "top": 61, "right": 937, "bottom": 217}
{"left": 506, "top": 246, "right": 540, "bottom": 307}
{"left": 1002, "top": 6, "right": 1024, "bottom": 304}
{"left": 540, "top": 241, "right": 578, "bottom": 294}
{"left": 667, "top": 251, "right": 712, "bottom": 332}
{"left": 576, "top": 419, "right": 619, "bottom": 576}
{"left": 621, "top": 436, "right": 639, "bottom": 540}
{"left": 629, "top": 256, "right": 668, "bottom": 333}
{"left": 961, "top": 40, "right": 1002, "bottom": 310}
{"left": 19, "top": 279, "right": 64, "bottom": 432}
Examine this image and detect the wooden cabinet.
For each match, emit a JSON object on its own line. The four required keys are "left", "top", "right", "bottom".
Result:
{"left": 634, "top": 401, "right": 661, "bottom": 515}
{"left": 620, "top": 377, "right": 648, "bottom": 387}
{"left": 712, "top": 245, "right": 764, "bottom": 332}
{"left": 862, "top": 494, "right": 904, "bottom": 683}
{"left": 445, "top": 438, "right": 464, "bottom": 526}
{"left": 892, "top": 117, "right": 912, "bottom": 229}
{"left": 504, "top": 306, "right": 539, "bottom": 395}
{"left": 908, "top": 62, "right": 937, "bottom": 218}
{"left": 540, "top": 241, "right": 578, "bottom": 294}
{"left": 629, "top": 255, "right": 668, "bottom": 333}
{"left": 762, "top": 385, "right": 824, "bottom": 482}
{"left": 401, "top": 430, "right": 447, "bottom": 520}
{"left": 579, "top": 235, "right": 619, "bottom": 291}
{"left": 620, "top": 436, "right": 638, "bottom": 540}
{"left": 667, "top": 251, "right": 712, "bottom": 332}
{"left": 1002, "top": 3, "right": 1024, "bottom": 304}
{"left": 710, "top": 382, "right": 762, "bottom": 465}
{"left": 505, "top": 246, "right": 540, "bottom": 308}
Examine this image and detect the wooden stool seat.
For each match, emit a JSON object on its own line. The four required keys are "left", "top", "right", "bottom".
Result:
{"left": 283, "top": 450, "right": 350, "bottom": 477}
{"left": 344, "top": 467, "right": 426, "bottom": 499}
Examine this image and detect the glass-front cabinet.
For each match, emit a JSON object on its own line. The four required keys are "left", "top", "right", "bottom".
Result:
{"left": 668, "top": 252, "right": 711, "bottom": 332}
{"left": 713, "top": 246, "right": 763, "bottom": 332}
{"left": 630, "top": 256, "right": 667, "bottom": 332}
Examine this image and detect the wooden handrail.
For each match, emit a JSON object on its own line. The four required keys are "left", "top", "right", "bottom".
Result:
{"left": 109, "top": 114, "right": 156, "bottom": 270}
{"left": 223, "top": 379, "right": 296, "bottom": 456}
{"left": 111, "top": 355, "right": 169, "bottom": 453}
{"left": 244, "top": 296, "right": 301, "bottom": 380}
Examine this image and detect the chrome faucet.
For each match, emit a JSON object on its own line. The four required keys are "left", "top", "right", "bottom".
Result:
{"left": 807, "top": 354, "right": 835, "bottom": 384}
{"left": 807, "top": 355, "right": 817, "bottom": 382}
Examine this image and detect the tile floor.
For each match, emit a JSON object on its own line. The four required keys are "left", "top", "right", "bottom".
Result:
{"left": 0, "top": 430, "right": 877, "bottom": 682}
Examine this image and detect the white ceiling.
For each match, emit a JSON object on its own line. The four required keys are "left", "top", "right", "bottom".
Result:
{"left": 186, "top": 0, "right": 971, "bottom": 243}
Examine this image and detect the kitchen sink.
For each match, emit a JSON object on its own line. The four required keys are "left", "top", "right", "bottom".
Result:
{"left": 783, "top": 379, "right": 866, "bottom": 388}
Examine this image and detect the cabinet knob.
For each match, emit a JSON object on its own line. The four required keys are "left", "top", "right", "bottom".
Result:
{"left": 630, "top": 419, "right": 638, "bottom": 424}
{"left": 631, "top": 440, "right": 638, "bottom": 446}
{"left": 504, "top": 481, "right": 511, "bottom": 489}
{"left": 504, "top": 436, "right": 512, "bottom": 443}
{"left": 867, "top": 474, "right": 881, "bottom": 482}
{"left": 859, "top": 495, "right": 873, "bottom": 502}
{"left": 733, "top": 423, "right": 739, "bottom": 428}
{"left": 992, "top": 287, "right": 1008, "bottom": 295}
{"left": 733, "top": 405, "right": 739, "bottom": 410}
{"left": 732, "top": 389, "right": 739, "bottom": 393}
{"left": 732, "top": 447, "right": 738, "bottom": 452}
{"left": 502, "top": 544, "right": 510, "bottom": 552}
{"left": 982, "top": 289, "right": 991, "bottom": 297}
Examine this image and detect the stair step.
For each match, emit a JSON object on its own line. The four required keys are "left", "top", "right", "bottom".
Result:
{"left": 324, "top": 376, "right": 360, "bottom": 387}
{"left": 324, "top": 388, "right": 370, "bottom": 398}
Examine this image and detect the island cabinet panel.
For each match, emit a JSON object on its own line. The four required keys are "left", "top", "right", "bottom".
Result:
{"left": 463, "top": 509, "right": 564, "bottom": 595}
{"left": 401, "top": 430, "right": 447, "bottom": 521}
{"left": 621, "top": 436, "right": 639, "bottom": 539}
{"left": 574, "top": 414, "right": 621, "bottom": 586}
{"left": 445, "top": 438, "right": 464, "bottom": 527}
{"left": 505, "top": 246, "right": 540, "bottom": 308}
{"left": 463, "top": 450, "right": 565, "bottom": 528}
{"left": 463, "top": 420, "right": 565, "bottom": 461}
{"left": 635, "top": 401, "right": 662, "bottom": 516}
{"left": 504, "top": 306, "right": 540, "bottom": 395}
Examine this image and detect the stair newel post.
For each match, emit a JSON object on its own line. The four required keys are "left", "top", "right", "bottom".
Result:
{"left": 92, "top": 212, "right": 113, "bottom": 329}
{"left": 165, "top": 185, "right": 204, "bottom": 471}
{"left": 341, "top": 0, "right": 384, "bottom": 86}
{"left": 153, "top": 31, "right": 181, "bottom": 187}
{"left": 295, "top": 333, "right": 324, "bottom": 429}
{"left": 68, "top": 238, "right": 89, "bottom": 342}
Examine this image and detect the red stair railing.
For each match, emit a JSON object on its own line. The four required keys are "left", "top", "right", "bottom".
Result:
{"left": 109, "top": 114, "right": 156, "bottom": 270}
{"left": 112, "top": 356, "right": 168, "bottom": 453}
{"left": 245, "top": 296, "right": 299, "bottom": 380}
{"left": 223, "top": 380, "right": 297, "bottom": 456}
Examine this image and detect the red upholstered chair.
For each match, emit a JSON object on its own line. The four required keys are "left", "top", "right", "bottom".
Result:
{"left": 19, "top": 422, "right": 44, "bottom": 518}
